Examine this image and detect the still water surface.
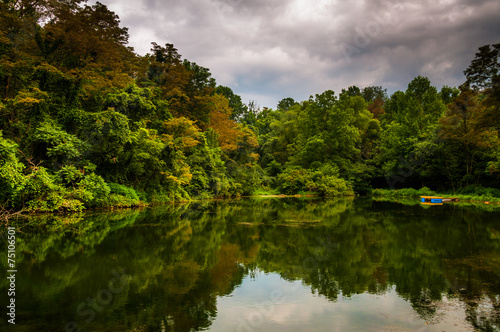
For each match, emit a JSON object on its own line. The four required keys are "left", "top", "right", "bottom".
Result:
{"left": 1, "top": 197, "right": 499, "bottom": 331}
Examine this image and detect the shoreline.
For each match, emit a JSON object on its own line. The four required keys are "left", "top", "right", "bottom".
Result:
{"left": 2, "top": 191, "right": 499, "bottom": 221}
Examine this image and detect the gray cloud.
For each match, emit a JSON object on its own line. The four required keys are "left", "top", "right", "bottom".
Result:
{"left": 90, "top": 0, "right": 500, "bottom": 108}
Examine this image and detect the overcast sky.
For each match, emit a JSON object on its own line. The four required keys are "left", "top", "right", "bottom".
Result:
{"left": 90, "top": 0, "right": 500, "bottom": 108}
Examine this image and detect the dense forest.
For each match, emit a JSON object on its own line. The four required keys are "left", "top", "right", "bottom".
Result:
{"left": 0, "top": 0, "right": 499, "bottom": 212}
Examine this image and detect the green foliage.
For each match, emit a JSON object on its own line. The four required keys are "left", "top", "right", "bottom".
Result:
{"left": 0, "top": 132, "right": 25, "bottom": 207}
{"left": 56, "top": 165, "right": 84, "bottom": 186}
{"left": 252, "top": 188, "right": 280, "bottom": 195}
{"left": 436, "top": 89, "right": 500, "bottom": 188}
{"left": 372, "top": 188, "right": 431, "bottom": 197}
{"left": 456, "top": 185, "right": 500, "bottom": 198}
{"left": 397, "top": 188, "right": 420, "bottom": 197}
{"left": 32, "top": 121, "right": 85, "bottom": 164}
{"left": 186, "top": 131, "right": 231, "bottom": 198}
{"left": 277, "top": 167, "right": 353, "bottom": 197}
{"left": 313, "top": 175, "right": 354, "bottom": 197}
{"left": 105, "top": 182, "right": 142, "bottom": 207}
{"left": 464, "top": 43, "right": 500, "bottom": 91}
{"left": 117, "top": 125, "right": 167, "bottom": 188}
{"left": 13, "top": 167, "right": 113, "bottom": 212}
{"left": 1, "top": 2, "right": 499, "bottom": 213}
{"left": 277, "top": 168, "right": 313, "bottom": 194}
{"left": 20, "top": 167, "right": 74, "bottom": 212}
{"left": 85, "top": 109, "right": 131, "bottom": 164}
{"left": 417, "top": 186, "right": 437, "bottom": 196}
{"left": 108, "top": 182, "right": 139, "bottom": 200}
{"left": 105, "top": 84, "right": 157, "bottom": 123}
{"left": 276, "top": 97, "right": 297, "bottom": 111}
{"left": 76, "top": 173, "right": 111, "bottom": 206}
{"left": 373, "top": 186, "right": 500, "bottom": 203}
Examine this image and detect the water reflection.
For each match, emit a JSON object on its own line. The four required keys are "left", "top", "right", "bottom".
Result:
{"left": 0, "top": 198, "right": 499, "bottom": 331}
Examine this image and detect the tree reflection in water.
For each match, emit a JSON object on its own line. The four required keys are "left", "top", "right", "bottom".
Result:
{"left": 1, "top": 197, "right": 499, "bottom": 331}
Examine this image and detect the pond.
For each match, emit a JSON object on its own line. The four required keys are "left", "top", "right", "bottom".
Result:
{"left": 1, "top": 197, "right": 499, "bottom": 331}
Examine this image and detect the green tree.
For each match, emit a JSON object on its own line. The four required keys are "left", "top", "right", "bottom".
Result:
{"left": 464, "top": 43, "right": 500, "bottom": 91}
{"left": 83, "top": 109, "right": 131, "bottom": 180}
{"left": 438, "top": 89, "right": 500, "bottom": 186}
{"left": 361, "top": 86, "right": 387, "bottom": 102}
{"left": 276, "top": 97, "right": 297, "bottom": 111}
{"left": 215, "top": 85, "right": 247, "bottom": 121}
{"left": 378, "top": 76, "right": 446, "bottom": 187}
{"left": 0, "top": 132, "right": 25, "bottom": 208}
{"left": 438, "top": 85, "right": 460, "bottom": 105}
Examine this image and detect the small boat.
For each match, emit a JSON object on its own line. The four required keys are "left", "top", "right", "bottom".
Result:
{"left": 421, "top": 196, "right": 459, "bottom": 204}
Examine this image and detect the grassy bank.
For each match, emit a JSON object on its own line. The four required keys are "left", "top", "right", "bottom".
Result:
{"left": 372, "top": 186, "right": 500, "bottom": 203}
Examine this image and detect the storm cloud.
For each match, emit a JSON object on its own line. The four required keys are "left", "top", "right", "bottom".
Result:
{"left": 90, "top": 0, "right": 500, "bottom": 108}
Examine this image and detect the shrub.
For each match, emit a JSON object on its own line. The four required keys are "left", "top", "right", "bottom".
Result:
{"left": 19, "top": 167, "right": 85, "bottom": 212}
{"left": 105, "top": 194, "right": 138, "bottom": 208}
{"left": 108, "top": 182, "right": 139, "bottom": 201}
{"left": 353, "top": 181, "right": 373, "bottom": 196}
{"left": 417, "top": 186, "right": 436, "bottom": 196}
{"left": 56, "top": 165, "right": 84, "bottom": 185}
{"left": 314, "top": 175, "right": 354, "bottom": 197}
{"left": 277, "top": 167, "right": 353, "bottom": 197}
{"left": 457, "top": 185, "right": 500, "bottom": 198}
{"left": 371, "top": 187, "right": 435, "bottom": 197}
{"left": 104, "top": 182, "right": 142, "bottom": 207}
{"left": 0, "top": 133, "right": 26, "bottom": 207}
{"left": 77, "top": 173, "right": 111, "bottom": 207}
{"left": 21, "top": 167, "right": 61, "bottom": 210}
{"left": 397, "top": 188, "right": 419, "bottom": 197}
{"left": 277, "top": 168, "right": 313, "bottom": 195}
{"left": 57, "top": 199, "right": 85, "bottom": 212}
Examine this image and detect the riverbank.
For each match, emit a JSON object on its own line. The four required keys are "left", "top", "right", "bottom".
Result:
{"left": 3, "top": 186, "right": 500, "bottom": 221}
{"left": 373, "top": 187, "right": 500, "bottom": 204}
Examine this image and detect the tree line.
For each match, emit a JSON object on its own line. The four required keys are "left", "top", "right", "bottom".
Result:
{"left": 0, "top": 0, "right": 499, "bottom": 212}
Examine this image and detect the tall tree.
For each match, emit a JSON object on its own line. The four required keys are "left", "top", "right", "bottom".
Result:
{"left": 208, "top": 94, "right": 240, "bottom": 152}
{"left": 464, "top": 43, "right": 500, "bottom": 91}
{"left": 276, "top": 97, "right": 297, "bottom": 111}
{"left": 215, "top": 85, "right": 247, "bottom": 121}
{"left": 145, "top": 42, "right": 189, "bottom": 94}
{"left": 378, "top": 77, "right": 446, "bottom": 187}
{"left": 438, "top": 89, "right": 500, "bottom": 185}
{"left": 362, "top": 86, "right": 387, "bottom": 103}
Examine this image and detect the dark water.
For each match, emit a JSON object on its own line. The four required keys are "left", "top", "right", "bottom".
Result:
{"left": 1, "top": 197, "right": 500, "bottom": 331}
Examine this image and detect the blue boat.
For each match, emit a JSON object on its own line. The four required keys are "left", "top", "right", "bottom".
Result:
{"left": 421, "top": 196, "right": 459, "bottom": 204}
